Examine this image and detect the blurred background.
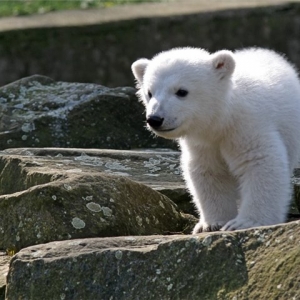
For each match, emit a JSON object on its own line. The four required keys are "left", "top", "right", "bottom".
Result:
{"left": 0, "top": 0, "right": 300, "bottom": 87}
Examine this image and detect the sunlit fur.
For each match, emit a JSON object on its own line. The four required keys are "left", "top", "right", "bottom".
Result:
{"left": 132, "top": 47, "right": 300, "bottom": 232}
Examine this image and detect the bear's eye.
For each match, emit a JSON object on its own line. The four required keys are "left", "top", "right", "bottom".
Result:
{"left": 148, "top": 91, "right": 152, "bottom": 98}
{"left": 175, "top": 89, "right": 188, "bottom": 97}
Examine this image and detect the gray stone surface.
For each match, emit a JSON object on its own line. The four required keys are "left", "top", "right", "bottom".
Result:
{"left": 2, "top": 147, "right": 189, "bottom": 207}
{"left": 0, "top": 253, "right": 9, "bottom": 300}
{"left": 6, "top": 221, "right": 300, "bottom": 300}
{"left": 0, "top": 75, "right": 175, "bottom": 150}
{"left": 292, "top": 168, "right": 300, "bottom": 212}
{"left": 0, "top": 146, "right": 299, "bottom": 253}
{"left": 0, "top": 148, "right": 196, "bottom": 251}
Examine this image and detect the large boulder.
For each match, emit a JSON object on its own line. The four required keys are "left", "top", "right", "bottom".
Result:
{"left": 0, "top": 75, "right": 175, "bottom": 150}
{"left": 0, "top": 148, "right": 195, "bottom": 251}
{"left": 5, "top": 221, "right": 300, "bottom": 299}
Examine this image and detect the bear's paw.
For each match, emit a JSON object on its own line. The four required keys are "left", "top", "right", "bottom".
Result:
{"left": 221, "top": 217, "right": 264, "bottom": 231}
{"left": 192, "top": 220, "right": 225, "bottom": 233}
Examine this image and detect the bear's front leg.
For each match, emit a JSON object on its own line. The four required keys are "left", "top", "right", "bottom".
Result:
{"left": 181, "top": 145, "right": 239, "bottom": 233}
{"left": 190, "top": 170, "right": 239, "bottom": 233}
{"left": 221, "top": 133, "right": 291, "bottom": 231}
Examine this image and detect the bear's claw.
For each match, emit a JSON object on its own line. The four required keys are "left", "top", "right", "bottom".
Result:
{"left": 192, "top": 221, "right": 224, "bottom": 234}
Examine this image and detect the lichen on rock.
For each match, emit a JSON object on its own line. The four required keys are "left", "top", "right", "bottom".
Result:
{"left": 0, "top": 75, "right": 176, "bottom": 150}
{"left": 0, "top": 148, "right": 195, "bottom": 251}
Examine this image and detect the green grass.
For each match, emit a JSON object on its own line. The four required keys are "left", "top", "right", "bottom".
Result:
{"left": 0, "top": 0, "right": 161, "bottom": 17}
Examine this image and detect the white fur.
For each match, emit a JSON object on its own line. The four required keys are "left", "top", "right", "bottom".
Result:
{"left": 131, "top": 47, "right": 300, "bottom": 232}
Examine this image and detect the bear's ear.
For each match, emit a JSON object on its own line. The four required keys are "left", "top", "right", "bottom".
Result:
{"left": 211, "top": 50, "right": 235, "bottom": 79}
{"left": 131, "top": 59, "right": 150, "bottom": 84}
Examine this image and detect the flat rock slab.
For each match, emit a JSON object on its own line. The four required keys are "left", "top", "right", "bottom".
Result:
{"left": 4, "top": 147, "right": 300, "bottom": 214}
{"left": 0, "top": 148, "right": 196, "bottom": 250}
{"left": 2, "top": 147, "right": 183, "bottom": 189}
{"left": 6, "top": 221, "right": 300, "bottom": 299}
{"left": 2, "top": 147, "right": 189, "bottom": 205}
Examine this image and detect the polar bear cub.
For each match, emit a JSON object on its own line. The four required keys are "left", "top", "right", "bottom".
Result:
{"left": 131, "top": 47, "right": 300, "bottom": 232}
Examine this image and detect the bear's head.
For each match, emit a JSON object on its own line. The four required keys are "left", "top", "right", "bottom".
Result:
{"left": 131, "top": 47, "right": 235, "bottom": 141}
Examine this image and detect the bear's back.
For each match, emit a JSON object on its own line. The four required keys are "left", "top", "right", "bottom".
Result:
{"left": 233, "top": 48, "right": 298, "bottom": 86}
{"left": 231, "top": 48, "right": 300, "bottom": 113}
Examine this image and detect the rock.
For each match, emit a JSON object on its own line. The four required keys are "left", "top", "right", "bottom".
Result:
{"left": 0, "top": 75, "right": 175, "bottom": 150}
{"left": 0, "top": 253, "right": 9, "bottom": 300}
{"left": 5, "top": 221, "right": 300, "bottom": 299}
{"left": 0, "top": 147, "right": 196, "bottom": 251}
{"left": 4, "top": 146, "right": 192, "bottom": 209}
{"left": 292, "top": 168, "right": 300, "bottom": 213}
{"left": 0, "top": 147, "right": 299, "bottom": 252}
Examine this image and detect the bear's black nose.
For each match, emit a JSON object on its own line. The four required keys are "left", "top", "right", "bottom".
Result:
{"left": 147, "top": 115, "right": 164, "bottom": 128}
